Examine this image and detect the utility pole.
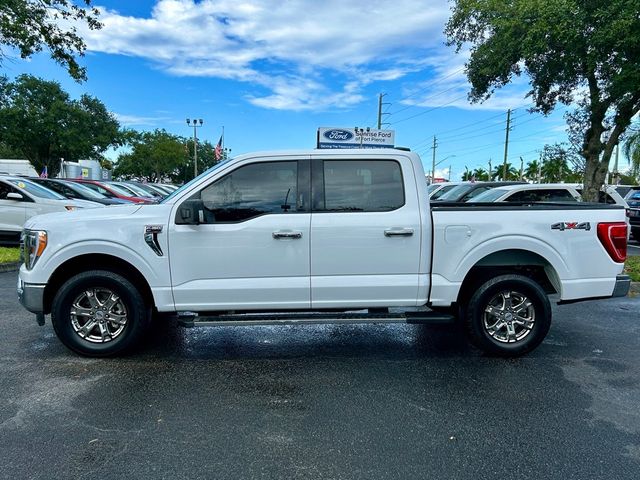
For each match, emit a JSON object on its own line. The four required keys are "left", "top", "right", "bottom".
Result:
{"left": 430, "top": 136, "right": 438, "bottom": 184}
{"left": 488, "top": 158, "right": 492, "bottom": 180}
{"left": 519, "top": 156, "right": 524, "bottom": 181}
{"left": 376, "top": 93, "right": 390, "bottom": 129}
{"left": 537, "top": 161, "right": 542, "bottom": 183}
{"left": 502, "top": 108, "right": 511, "bottom": 180}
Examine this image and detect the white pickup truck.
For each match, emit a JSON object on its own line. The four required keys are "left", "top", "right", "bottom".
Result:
{"left": 17, "top": 149, "right": 630, "bottom": 357}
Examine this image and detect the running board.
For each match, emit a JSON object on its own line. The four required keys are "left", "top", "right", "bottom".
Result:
{"left": 175, "top": 311, "right": 456, "bottom": 328}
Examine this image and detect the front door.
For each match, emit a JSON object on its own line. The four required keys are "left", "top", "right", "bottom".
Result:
{"left": 0, "top": 181, "right": 27, "bottom": 240}
{"left": 310, "top": 156, "right": 423, "bottom": 308}
{"left": 169, "top": 158, "right": 311, "bottom": 311}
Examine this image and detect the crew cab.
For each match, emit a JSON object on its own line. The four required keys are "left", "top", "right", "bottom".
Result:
{"left": 17, "top": 149, "right": 630, "bottom": 357}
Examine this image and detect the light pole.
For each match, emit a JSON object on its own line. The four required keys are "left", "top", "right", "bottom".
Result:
{"left": 186, "top": 118, "right": 203, "bottom": 177}
{"left": 432, "top": 154, "right": 456, "bottom": 182}
{"left": 354, "top": 126, "right": 370, "bottom": 148}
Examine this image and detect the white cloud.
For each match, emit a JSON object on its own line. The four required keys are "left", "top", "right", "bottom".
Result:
{"left": 84, "top": 0, "right": 451, "bottom": 110}
{"left": 113, "top": 113, "right": 171, "bottom": 126}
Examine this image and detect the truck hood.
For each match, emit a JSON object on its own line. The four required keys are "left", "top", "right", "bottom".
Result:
{"left": 24, "top": 204, "right": 144, "bottom": 231}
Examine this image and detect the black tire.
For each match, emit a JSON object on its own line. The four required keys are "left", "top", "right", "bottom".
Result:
{"left": 51, "top": 270, "right": 150, "bottom": 357}
{"left": 463, "top": 274, "right": 551, "bottom": 357}
{"left": 631, "top": 228, "right": 640, "bottom": 242}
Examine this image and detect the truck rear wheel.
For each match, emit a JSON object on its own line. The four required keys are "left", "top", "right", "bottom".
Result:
{"left": 464, "top": 274, "right": 551, "bottom": 357}
{"left": 51, "top": 270, "right": 150, "bottom": 357}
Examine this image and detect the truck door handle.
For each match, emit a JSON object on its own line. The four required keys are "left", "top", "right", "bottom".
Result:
{"left": 272, "top": 231, "right": 303, "bottom": 239}
{"left": 384, "top": 228, "right": 414, "bottom": 237}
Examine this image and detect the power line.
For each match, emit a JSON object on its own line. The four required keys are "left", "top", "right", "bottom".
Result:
{"left": 390, "top": 95, "right": 469, "bottom": 125}
{"left": 390, "top": 67, "right": 465, "bottom": 110}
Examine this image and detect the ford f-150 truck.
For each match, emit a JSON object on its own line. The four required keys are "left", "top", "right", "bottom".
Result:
{"left": 17, "top": 149, "right": 631, "bottom": 357}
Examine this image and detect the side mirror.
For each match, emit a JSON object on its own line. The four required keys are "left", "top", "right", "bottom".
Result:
{"left": 176, "top": 198, "right": 211, "bottom": 225}
{"left": 6, "top": 192, "right": 24, "bottom": 201}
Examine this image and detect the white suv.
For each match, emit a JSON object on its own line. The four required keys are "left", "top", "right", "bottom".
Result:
{"left": 0, "top": 176, "right": 101, "bottom": 246}
{"left": 469, "top": 183, "right": 582, "bottom": 203}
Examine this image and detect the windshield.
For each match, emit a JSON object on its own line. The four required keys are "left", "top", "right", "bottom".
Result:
{"left": 106, "top": 183, "right": 137, "bottom": 196}
{"left": 430, "top": 184, "right": 457, "bottom": 200}
{"left": 65, "top": 181, "right": 107, "bottom": 199}
{"left": 161, "top": 159, "right": 234, "bottom": 203}
{"left": 469, "top": 188, "right": 509, "bottom": 202}
{"left": 435, "top": 183, "right": 476, "bottom": 201}
{"left": 116, "top": 182, "right": 155, "bottom": 197}
{"left": 9, "top": 178, "right": 66, "bottom": 200}
{"left": 427, "top": 184, "right": 441, "bottom": 193}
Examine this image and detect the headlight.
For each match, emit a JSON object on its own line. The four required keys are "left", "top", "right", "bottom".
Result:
{"left": 21, "top": 230, "right": 48, "bottom": 270}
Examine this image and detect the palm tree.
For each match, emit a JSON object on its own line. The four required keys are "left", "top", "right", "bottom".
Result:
{"left": 525, "top": 160, "right": 541, "bottom": 182}
{"left": 623, "top": 127, "right": 640, "bottom": 179}
{"left": 541, "top": 157, "right": 571, "bottom": 182}
{"left": 472, "top": 168, "right": 489, "bottom": 181}
{"left": 491, "top": 162, "right": 518, "bottom": 181}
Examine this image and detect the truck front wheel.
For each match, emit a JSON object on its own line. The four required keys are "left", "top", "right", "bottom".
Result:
{"left": 51, "top": 270, "right": 150, "bottom": 357}
{"left": 464, "top": 274, "right": 551, "bottom": 357}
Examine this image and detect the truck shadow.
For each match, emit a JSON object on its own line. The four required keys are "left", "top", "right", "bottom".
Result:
{"left": 140, "top": 318, "right": 478, "bottom": 360}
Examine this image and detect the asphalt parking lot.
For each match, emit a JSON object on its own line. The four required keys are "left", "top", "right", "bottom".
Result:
{"left": 1, "top": 270, "right": 639, "bottom": 480}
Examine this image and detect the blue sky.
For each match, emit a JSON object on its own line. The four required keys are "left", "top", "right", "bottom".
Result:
{"left": 5, "top": 0, "right": 622, "bottom": 180}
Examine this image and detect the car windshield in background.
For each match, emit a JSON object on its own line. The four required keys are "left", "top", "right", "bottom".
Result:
{"left": 435, "top": 183, "right": 476, "bottom": 201}
{"left": 161, "top": 158, "right": 234, "bottom": 203}
{"left": 8, "top": 179, "right": 65, "bottom": 200}
{"left": 107, "top": 183, "right": 137, "bottom": 196}
{"left": 427, "top": 184, "right": 441, "bottom": 193}
{"left": 469, "top": 188, "right": 509, "bottom": 202}
{"left": 67, "top": 182, "right": 108, "bottom": 199}
{"left": 430, "top": 184, "right": 458, "bottom": 200}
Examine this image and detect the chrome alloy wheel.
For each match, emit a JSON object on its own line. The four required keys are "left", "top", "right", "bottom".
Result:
{"left": 70, "top": 288, "right": 128, "bottom": 343}
{"left": 483, "top": 290, "right": 535, "bottom": 344}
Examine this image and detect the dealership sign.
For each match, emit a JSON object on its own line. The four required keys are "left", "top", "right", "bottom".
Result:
{"left": 317, "top": 127, "right": 395, "bottom": 149}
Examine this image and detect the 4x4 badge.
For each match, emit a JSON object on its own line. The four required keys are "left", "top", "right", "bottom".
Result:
{"left": 551, "top": 222, "right": 591, "bottom": 231}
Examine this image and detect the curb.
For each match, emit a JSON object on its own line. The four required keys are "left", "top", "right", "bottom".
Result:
{"left": 0, "top": 262, "right": 20, "bottom": 273}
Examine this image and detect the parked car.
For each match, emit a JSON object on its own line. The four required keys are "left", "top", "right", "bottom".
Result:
{"left": 0, "top": 176, "right": 100, "bottom": 246}
{"left": 30, "top": 178, "right": 130, "bottom": 206}
{"left": 428, "top": 181, "right": 464, "bottom": 200}
{"left": 17, "top": 149, "right": 629, "bottom": 358}
{"left": 124, "top": 181, "right": 174, "bottom": 199}
{"left": 469, "top": 183, "right": 582, "bottom": 203}
{"left": 68, "top": 179, "right": 155, "bottom": 204}
{"left": 158, "top": 183, "right": 179, "bottom": 192}
{"left": 568, "top": 184, "right": 628, "bottom": 207}
{"left": 432, "top": 181, "right": 526, "bottom": 202}
{"left": 108, "top": 181, "right": 162, "bottom": 200}
{"left": 625, "top": 190, "right": 640, "bottom": 241}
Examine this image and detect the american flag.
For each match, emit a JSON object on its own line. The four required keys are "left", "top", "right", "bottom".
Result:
{"left": 214, "top": 135, "right": 223, "bottom": 161}
{"left": 40, "top": 166, "right": 48, "bottom": 178}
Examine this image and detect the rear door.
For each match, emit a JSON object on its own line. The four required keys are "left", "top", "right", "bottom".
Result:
{"left": 310, "top": 155, "right": 422, "bottom": 308}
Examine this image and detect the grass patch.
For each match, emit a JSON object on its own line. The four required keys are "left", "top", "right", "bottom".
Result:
{"left": 0, "top": 247, "right": 20, "bottom": 265}
{"left": 625, "top": 256, "right": 640, "bottom": 282}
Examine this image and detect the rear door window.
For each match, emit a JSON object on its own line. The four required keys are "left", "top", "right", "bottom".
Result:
{"left": 319, "top": 160, "right": 404, "bottom": 212}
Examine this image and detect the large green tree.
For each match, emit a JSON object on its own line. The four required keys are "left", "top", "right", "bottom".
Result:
{"left": 114, "top": 130, "right": 186, "bottom": 183}
{"left": 445, "top": 0, "right": 640, "bottom": 201}
{"left": 113, "top": 130, "right": 221, "bottom": 183}
{"left": 0, "top": 74, "right": 122, "bottom": 176}
{"left": 0, "top": 0, "right": 101, "bottom": 81}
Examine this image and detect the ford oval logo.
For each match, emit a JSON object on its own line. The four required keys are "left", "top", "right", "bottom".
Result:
{"left": 323, "top": 129, "right": 354, "bottom": 141}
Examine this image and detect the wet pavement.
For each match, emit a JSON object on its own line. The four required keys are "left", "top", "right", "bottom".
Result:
{"left": 1, "top": 270, "right": 639, "bottom": 480}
